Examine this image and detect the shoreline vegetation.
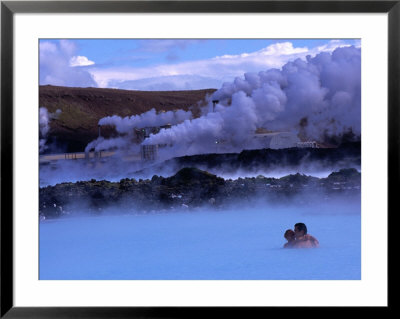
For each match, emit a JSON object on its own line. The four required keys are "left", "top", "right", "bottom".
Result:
{"left": 39, "top": 167, "right": 361, "bottom": 219}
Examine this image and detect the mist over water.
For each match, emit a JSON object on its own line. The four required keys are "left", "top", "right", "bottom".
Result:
{"left": 39, "top": 201, "right": 360, "bottom": 280}
{"left": 39, "top": 151, "right": 360, "bottom": 187}
{"left": 39, "top": 46, "right": 361, "bottom": 187}
{"left": 39, "top": 144, "right": 361, "bottom": 280}
{"left": 39, "top": 45, "right": 361, "bottom": 281}
{"left": 40, "top": 156, "right": 150, "bottom": 187}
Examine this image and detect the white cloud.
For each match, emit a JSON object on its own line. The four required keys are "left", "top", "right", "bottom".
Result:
{"left": 70, "top": 56, "right": 95, "bottom": 67}
{"left": 89, "top": 40, "right": 355, "bottom": 90}
{"left": 313, "top": 39, "right": 361, "bottom": 53}
{"left": 40, "top": 39, "right": 357, "bottom": 91}
{"left": 40, "top": 40, "right": 97, "bottom": 87}
{"left": 108, "top": 74, "right": 223, "bottom": 91}
{"left": 137, "top": 39, "right": 205, "bottom": 52}
{"left": 39, "top": 41, "right": 57, "bottom": 53}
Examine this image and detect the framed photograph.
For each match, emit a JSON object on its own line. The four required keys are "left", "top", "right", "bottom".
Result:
{"left": 1, "top": 0, "right": 395, "bottom": 317}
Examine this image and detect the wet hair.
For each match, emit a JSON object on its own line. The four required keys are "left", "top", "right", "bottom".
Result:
{"left": 294, "top": 223, "right": 307, "bottom": 235}
{"left": 284, "top": 229, "right": 295, "bottom": 240}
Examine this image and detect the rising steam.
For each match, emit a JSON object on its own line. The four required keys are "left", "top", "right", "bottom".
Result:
{"left": 85, "top": 108, "right": 193, "bottom": 153}
{"left": 39, "top": 107, "right": 61, "bottom": 154}
{"left": 86, "top": 46, "right": 361, "bottom": 160}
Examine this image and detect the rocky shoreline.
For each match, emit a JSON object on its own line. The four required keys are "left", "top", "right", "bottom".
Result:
{"left": 131, "top": 141, "right": 361, "bottom": 179}
{"left": 39, "top": 167, "right": 361, "bottom": 219}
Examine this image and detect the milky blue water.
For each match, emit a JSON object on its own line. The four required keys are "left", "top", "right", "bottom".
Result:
{"left": 39, "top": 202, "right": 360, "bottom": 280}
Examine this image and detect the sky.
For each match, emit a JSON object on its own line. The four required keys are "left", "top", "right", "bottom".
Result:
{"left": 39, "top": 38, "right": 360, "bottom": 91}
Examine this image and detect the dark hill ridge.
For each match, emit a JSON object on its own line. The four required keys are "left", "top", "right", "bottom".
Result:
{"left": 39, "top": 85, "right": 216, "bottom": 152}
{"left": 39, "top": 167, "right": 361, "bottom": 219}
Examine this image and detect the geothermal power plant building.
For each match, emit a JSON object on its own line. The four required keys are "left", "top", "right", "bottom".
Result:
{"left": 138, "top": 130, "right": 314, "bottom": 161}
{"left": 141, "top": 144, "right": 158, "bottom": 161}
{"left": 136, "top": 125, "right": 171, "bottom": 160}
{"left": 138, "top": 129, "right": 316, "bottom": 161}
{"left": 252, "top": 131, "right": 301, "bottom": 150}
{"left": 90, "top": 122, "right": 319, "bottom": 163}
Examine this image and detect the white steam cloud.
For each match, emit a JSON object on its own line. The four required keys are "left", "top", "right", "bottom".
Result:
{"left": 85, "top": 46, "right": 361, "bottom": 160}
{"left": 39, "top": 107, "right": 61, "bottom": 153}
{"left": 39, "top": 107, "right": 50, "bottom": 153}
{"left": 143, "top": 46, "right": 361, "bottom": 156}
{"left": 99, "top": 108, "right": 193, "bottom": 134}
{"left": 85, "top": 108, "right": 193, "bottom": 152}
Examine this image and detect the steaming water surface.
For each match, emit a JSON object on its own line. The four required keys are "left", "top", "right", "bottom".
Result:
{"left": 39, "top": 45, "right": 362, "bottom": 281}
{"left": 39, "top": 157, "right": 360, "bottom": 187}
{"left": 40, "top": 204, "right": 360, "bottom": 280}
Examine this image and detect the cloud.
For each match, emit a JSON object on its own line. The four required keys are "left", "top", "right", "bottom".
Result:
{"left": 137, "top": 39, "right": 205, "bottom": 53}
{"left": 40, "top": 40, "right": 97, "bottom": 87}
{"left": 40, "top": 41, "right": 57, "bottom": 54}
{"left": 108, "top": 74, "right": 223, "bottom": 91}
{"left": 40, "top": 39, "right": 358, "bottom": 91}
{"left": 70, "top": 56, "right": 95, "bottom": 67}
{"left": 90, "top": 40, "right": 356, "bottom": 91}
{"left": 140, "top": 46, "right": 361, "bottom": 157}
{"left": 216, "top": 42, "right": 308, "bottom": 60}
{"left": 87, "top": 46, "right": 360, "bottom": 162}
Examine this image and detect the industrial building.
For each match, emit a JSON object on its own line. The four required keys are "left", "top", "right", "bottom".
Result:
{"left": 136, "top": 124, "right": 172, "bottom": 160}
{"left": 141, "top": 144, "right": 158, "bottom": 161}
{"left": 252, "top": 131, "right": 301, "bottom": 149}
{"left": 92, "top": 122, "right": 321, "bottom": 164}
{"left": 296, "top": 141, "right": 319, "bottom": 148}
{"left": 133, "top": 124, "right": 171, "bottom": 143}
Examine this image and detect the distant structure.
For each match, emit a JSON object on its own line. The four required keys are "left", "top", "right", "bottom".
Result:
{"left": 141, "top": 144, "right": 158, "bottom": 161}
{"left": 134, "top": 124, "right": 172, "bottom": 144}
{"left": 93, "top": 121, "right": 322, "bottom": 163}
{"left": 296, "top": 141, "right": 319, "bottom": 148}
{"left": 252, "top": 131, "right": 300, "bottom": 149}
{"left": 137, "top": 124, "right": 172, "bottom": 161}
{"left": 212, "top": 100, "right": 219, "bottom": 112}
{"left": 84, "top": 150, "right": 103, "bottom": 160}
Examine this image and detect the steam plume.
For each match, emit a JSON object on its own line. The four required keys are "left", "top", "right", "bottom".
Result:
{"left": 39, "top": 107, "right": 61, "bottom": 153}
{"left": 144, "top": 46, "right": 361, "bottom": 156}
{"left": 86, "top": 46, "right": 361, "bottom": 159}
{"left": 85, "top": 108, "right": 193, "bottom": 152}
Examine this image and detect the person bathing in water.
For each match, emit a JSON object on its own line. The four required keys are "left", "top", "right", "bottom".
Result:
{"left": 283, "top": 229, "right": 296, "bottom": 248}
{"left": 283, "top": 223, "right": 319, "bottom": 248}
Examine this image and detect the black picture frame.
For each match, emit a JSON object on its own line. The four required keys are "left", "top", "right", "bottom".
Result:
{"left": 1, "top": 1, "right": 396, "bottom": 317}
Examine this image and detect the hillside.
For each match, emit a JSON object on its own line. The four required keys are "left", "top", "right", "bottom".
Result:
{"left": 39, "top": 85, "right": 216, "bottom": 152}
